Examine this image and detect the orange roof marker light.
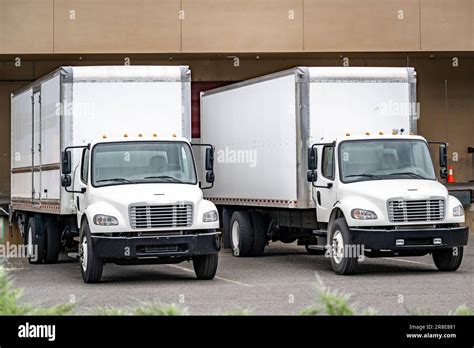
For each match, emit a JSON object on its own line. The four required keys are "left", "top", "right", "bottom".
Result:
{"left": 102, "top": 134, "right": 107, "bottom": 139}
{"left": 172, "top": 133, "right": 177, "bottom": 138}
{"left": 345, "top": 133, "right": 351, "bottom": 136}
{"left": 153, "top": 133, "right": 157, "bottom": 138}
{"left": 123, "top": 133, "right": 128, "bottom": 137}
{"left": 379, "top": 131, "right": 384, "bottom": 135}
{"left": 138, "top": 133, "right": 143, "bottom": 137}
{"left": 365, "top": 132, "right": 370, "bottom": 135}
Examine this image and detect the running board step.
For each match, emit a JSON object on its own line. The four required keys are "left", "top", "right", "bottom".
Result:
{"left": 312, "top": 229, "right": 327, "bottom": 236}
{"left": 307, "top": 245, "right": 326, "bottom": 251}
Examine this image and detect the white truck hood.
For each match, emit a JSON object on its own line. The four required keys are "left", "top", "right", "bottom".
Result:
{"left": 341, "top": 179, "right": 448, "bottom": 202}
{"left": 84, "top": 183, "right": 219, "bottom": 233}
{"left": 89, "top": 183, "right": 203, "bottom": 206}
{"left": 339, "top": 179, "right": 457, "bottom": 226}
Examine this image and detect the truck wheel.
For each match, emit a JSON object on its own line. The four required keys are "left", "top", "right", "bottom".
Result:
{"left": 79, "top": 221, "right": 103, "bottom": 283}
{"left": 329, "top": 218, "right": 358, "bottom": 275}
{"left": 250, "top": 212, "right": 267, "bottom": 256}
{"left": 26, "top": 217, "right": 45, "bottom": 264}
{"left": 193, "top": 253, "right": 218, "bottom": 280}
{"left": 44, "top": 217, "right": 61, "bottom": 263}
{"left": 433, "top": 247, "right": 463, "bottom": 272}
{"left": 229, "top": 211, "right": 253, "bottom": 257}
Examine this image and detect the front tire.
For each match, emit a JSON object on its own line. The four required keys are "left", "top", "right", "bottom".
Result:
{"left": 229, "top": 211, "right": 254, "bottom": 257}
{"left": 79, "top": 220, "right": 103, "bottom": 283}
{"left": 433, "top": 247, "right": 463, "bottom": 271}
{"left": 26, "top": 217, "right": 45, "bottom": 264}
{"left": 329, "top": 218, "right": 358, "bottom": 275}
{"left": 193, "top": 253, "right": 218, "bottom": 280}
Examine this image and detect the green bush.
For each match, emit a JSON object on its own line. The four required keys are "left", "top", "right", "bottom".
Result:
{"left": 300, "top": 275, "right": 358, "bottom": 315}
{"left": 451, "top": 304, "right": 473, "bottom": 316}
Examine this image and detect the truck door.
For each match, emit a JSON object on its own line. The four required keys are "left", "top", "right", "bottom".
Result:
{"left": 314, "top": 145, "right": 337, "bottom": 223}
{"left": 75, "top": 148, "right": 90, "bottom": 218}
{"left": 32, "top": 90, "right": 41, "bottom": 201}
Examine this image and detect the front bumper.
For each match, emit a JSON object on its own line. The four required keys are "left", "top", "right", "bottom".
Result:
{"left": 350, "top": 226, "right": 469, "bottom": 251}
{"left": 91, "top": 231, "right": 221, "bottom": 259}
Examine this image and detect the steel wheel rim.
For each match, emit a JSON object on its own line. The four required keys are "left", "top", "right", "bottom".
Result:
{"left": 231, "top": 221, "right": 240, "bottom": 250}
{"left": 81, "top": 237, "right": 88, "bottom": 272}
{"left": 332, "top": 230, "right": 344, "bottom": 264}
{"left": 27, "top": 226, "right": 33, "bottom": 258}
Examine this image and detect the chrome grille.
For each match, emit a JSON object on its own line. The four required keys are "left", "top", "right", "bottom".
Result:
{"left": 387, "top": 199, "right": 445, "bottom": 223}
{"left": 129, "top": 204, "right": 193, "bottom": 229}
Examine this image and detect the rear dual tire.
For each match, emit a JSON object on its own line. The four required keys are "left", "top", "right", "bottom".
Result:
{"left": 229, "top": 211, "right": 267, "bottom": 257}
{"left": 26, "top": 217, "right": 45, "bottom": 264}
{"left": 45, "top": 217, "right": 61, "bottom": 263}
{"left": 25, "top": 216, "right": 61, "bottom": 264}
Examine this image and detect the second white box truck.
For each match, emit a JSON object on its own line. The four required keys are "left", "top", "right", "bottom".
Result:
{"left": 200, "top": 67, "right": 469, "bottom": 275}
{"left": 10, "top": 66, "right": 220, "bottom": 283}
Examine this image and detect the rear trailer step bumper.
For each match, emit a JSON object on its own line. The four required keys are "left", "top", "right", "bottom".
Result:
{"left": 91, "top": 231, "right": 221, "bottom": 258}
{"left": 350, "top": 226, "right": 469, "bottom": 251}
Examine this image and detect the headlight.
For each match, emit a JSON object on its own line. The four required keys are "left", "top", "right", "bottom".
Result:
{"left": 351, "top": 208, "right": 377, "bottom": 220}
{"left": 453, "top": 205, "right": 464, "bottom": 217}
{"left": 93, "top": 214, "right": 119, "bottom": 226}
{"left": 202, "top": 210, "right": 218, "bottom": 222}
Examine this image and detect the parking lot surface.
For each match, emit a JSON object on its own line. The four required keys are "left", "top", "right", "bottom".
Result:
{"left": 5, "top": 240, "right": 474, "bottom": 315}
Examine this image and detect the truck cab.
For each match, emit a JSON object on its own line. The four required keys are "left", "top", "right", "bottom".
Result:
{"left": 61, "top": 135, "right": 219, "bottom": 282}
{"left": 308, "top": 134, "right": 468, "bottom": 274}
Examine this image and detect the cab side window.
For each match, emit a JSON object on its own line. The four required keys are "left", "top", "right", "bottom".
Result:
{"left": 322, "top": 146, "right": 335, "bottom": 180}
{"left": 81, "top": 149, "right": 89, "bottom": 184}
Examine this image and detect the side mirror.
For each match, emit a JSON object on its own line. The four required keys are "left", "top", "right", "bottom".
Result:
{"left": 308, "top": 148, "right": 318, "bottom": 170}
{"left": 206, "top": 171, "right": 215, "bottom": 183}
{"left": 439, "top": 144, "right": 447, "bottom": 168}
{"left": 439, "top": 144, "right": 448, "bottom": 179}
{"left": 307, "top": 170, "right": 318, "bottom": 183}
{"left": 61, "top": 174, "right": 72, "bottom": 187}
{"left": 62, "top": 150, "right": 72, "bottom": 175}
{"left": 205, "top": 148, "right": 214, "bottom": 171}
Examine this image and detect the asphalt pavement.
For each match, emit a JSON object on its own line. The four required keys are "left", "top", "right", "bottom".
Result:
{"left": 4, "top": 240, "right": 474, "bottom": 315}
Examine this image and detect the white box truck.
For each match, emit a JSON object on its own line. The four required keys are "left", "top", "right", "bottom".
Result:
{"left": 10, "top": 66, "right": 220, "bottom": 283}
{"left": 200, "top": 67, "right": 469, "bottom": 275}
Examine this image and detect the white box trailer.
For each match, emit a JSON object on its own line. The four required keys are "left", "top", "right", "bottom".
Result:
{"left": 201, "top": 67, "right": 468, "bottom": 274}
{"left": 11, "top": 66, "right": 220, "bottom": 283}
{"left": 11, "top": 66, "right": 192, "bottom": 214}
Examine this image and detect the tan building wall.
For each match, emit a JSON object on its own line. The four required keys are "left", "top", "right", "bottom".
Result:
{"left": 1, "top": 0, "right": 473, "bottom": 53}
{"left": 0, "top": 0, "right": 473, "bottom": 230}
{"left": 53, "top": 0, "right": 181, "bottom": 53}
{"left": 304, "top": 0, "right": 421, "bottom": 52}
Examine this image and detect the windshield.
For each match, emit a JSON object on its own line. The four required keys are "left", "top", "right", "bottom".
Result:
{"left": 339, "top": 140, "right": 436, "bottom": 183}
{"left": 92, "top": 141, "right": 197, "bottom": 187}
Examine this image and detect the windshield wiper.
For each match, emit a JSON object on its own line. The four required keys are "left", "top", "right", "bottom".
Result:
{"left": 388, "top": 172, "right": 427, "bottom": 179}
{"left": 96, "top": 178, "right": 133, "bottom": 183}
{"left": 345, "top": 173, "right": 382, "bottom": 180}
{"left": 143, "top": 175, "right": 183, "bottom": 183}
